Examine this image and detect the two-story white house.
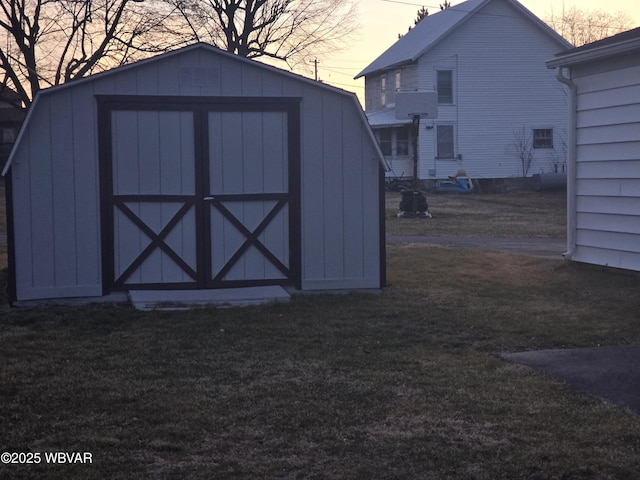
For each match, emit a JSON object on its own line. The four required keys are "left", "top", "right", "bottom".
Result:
{"left": 356, "top": 0, "right": 572, "bottom": 185}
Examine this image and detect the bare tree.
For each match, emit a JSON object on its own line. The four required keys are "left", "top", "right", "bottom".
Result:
{"left": 545, "top": 4, "right": 633, "bottom": 46}
{"left": 398, "top": 6, "right": 428, "bottom": 38}
{"left": 166, "top": 0, "right": 358, "bottom": 68}
{"left": 0, "top": 0, "right": 180, "bottom": 107}
{"left": 510, "top": 127, "right": 535, "bottom": 177}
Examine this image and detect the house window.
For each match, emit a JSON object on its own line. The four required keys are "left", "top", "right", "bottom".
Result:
{"left": 395, "top": 71, "right": 401, "bottom": 91}
{"left": 437, "top": 70, "right": 453, "bottom": 104}
{"left": 396, "top": 127, "right": 409, "bottom": 155}
{"left": 378, "top": 128, "right": 392, "bottom": 156}
{"left": 437, "top": 125, "right": 455, "bottom": 159}
{"left": 533, "top": 128, "right": 553, "bottom": 148}
{"left": 381, "top": 74, "right": 387, "bottom": 106}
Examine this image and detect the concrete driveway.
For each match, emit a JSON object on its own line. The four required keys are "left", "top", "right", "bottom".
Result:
{"left": 502, "top": 347, "right": 640, "bottom": 415}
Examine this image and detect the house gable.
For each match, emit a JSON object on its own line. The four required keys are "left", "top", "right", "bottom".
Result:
{"left": 356, "top": 0, "right": 570, "bottom": 79}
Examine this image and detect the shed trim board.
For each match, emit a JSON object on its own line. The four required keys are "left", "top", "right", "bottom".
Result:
{"left": 97, "top": 95, "right": 302, "bottom": 294}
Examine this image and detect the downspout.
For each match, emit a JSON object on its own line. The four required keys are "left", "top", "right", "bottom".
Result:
{"left": 555, "top": 67, "right": 577, "bottom": 260}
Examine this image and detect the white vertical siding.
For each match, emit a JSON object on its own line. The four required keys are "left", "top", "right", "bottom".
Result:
{"left": 11, "top": 87, "right": 103, "bottom": 300}
{"left": 8, "top": 45, "right": 383, "bottom": 300}
{"left": 571, "top": 63, "right": 640, "bottom": 271}
{"left": 299, "top": 88, "right": 381, "bottom": 290}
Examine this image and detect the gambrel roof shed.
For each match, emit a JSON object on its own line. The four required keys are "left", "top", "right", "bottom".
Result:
{"left": 2, "top": 43, "right": 386, "bottom": 303}
{"left": 547, "top": 28, "right": 640, "bottom": 272}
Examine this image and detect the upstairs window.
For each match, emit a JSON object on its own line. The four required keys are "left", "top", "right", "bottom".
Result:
{"left": 381, "top": 74, "right": 387, "bottom": 107}
{"left": 395, "top": 71, "right": 401, "bottom": 91}
{"left": 533, "top": 128, "right": 553, "bottom": 148}
{"left": 437, "top": 70, "right": 453, "bottom": 104}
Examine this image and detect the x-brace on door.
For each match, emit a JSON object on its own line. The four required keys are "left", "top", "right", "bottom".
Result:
{"left": 98, "top": 96, "right": 301, "bottom": 293}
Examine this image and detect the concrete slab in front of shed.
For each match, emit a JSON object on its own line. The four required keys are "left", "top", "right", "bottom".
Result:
{"left": 129, "top": 286, "right": 290, "bottom": 310}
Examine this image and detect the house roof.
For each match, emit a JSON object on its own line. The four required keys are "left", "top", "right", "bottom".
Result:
{"left": 2, "top": 43, "right": 386, "bottom": 175}
{"left": 355, "top": 0, "right": 571, "bottom": 79}
{"left": 547, "top": 27, "right": 640, "bottom": 68}
{"left": 365, "top": 108, "right": 413, "bottom": 128}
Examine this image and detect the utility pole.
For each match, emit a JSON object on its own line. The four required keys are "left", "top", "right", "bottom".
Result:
{"left": 310, "top": 58, "right": 319, "bottom": 81}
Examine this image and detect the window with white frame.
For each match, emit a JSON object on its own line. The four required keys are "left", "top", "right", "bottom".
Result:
{"left": 381, "top": 74, "right": 387, "bottom": 106}
{"left": 437, "top": 70, "right": 453, "bottom": 104}
{"left": 376, "top": 127, "right": 410, "bottom": 157}
{"left": 395, "top": 71, "right": 401, "bottom": 91}
{"left": 437, "top": 125, "right": 455, "bottom": 159}
{"left": 533, "top": 128, "right": 553, "bottom": 148}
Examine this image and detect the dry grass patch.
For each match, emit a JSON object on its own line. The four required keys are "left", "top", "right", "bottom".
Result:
{"left": 387, "top": 190, "right": 566, "bottom": 238}
{"left": 2, "top": 257, "right": 640, "bottom": 478}
{"left": 3, "top": 189, "right": 640, "bottom": 478}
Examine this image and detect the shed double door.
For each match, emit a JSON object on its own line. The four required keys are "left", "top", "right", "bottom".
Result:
{"left": 100, "top": 97, "right": 300, "bottom": 292}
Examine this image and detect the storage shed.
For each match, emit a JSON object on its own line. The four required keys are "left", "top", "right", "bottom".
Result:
{"left": 547, "top": 28, "right": 640, "bottom": 272}
{"left": 2, "top": 43, "right": 386, "bottom": 303}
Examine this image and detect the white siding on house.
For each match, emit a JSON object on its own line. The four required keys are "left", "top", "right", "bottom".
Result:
{"left": 7, "top": 45, "right": 383, "bottom": 301}
{"left": 570, "top": 62, "right": 640, "bottom": 271}
{"left": 414, "top": 0, "right": 567, "bottom": 180}
{"left": 361, "top": 0, "right": 570, "bottom": 181}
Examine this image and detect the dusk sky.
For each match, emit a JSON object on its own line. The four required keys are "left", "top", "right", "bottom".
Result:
{"left": 309, "top": 0, "right": 640, "bottom": 104}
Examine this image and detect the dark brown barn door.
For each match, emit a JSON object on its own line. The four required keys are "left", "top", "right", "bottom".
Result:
{"left": 99, "top": 97, "right": 300, "bottom": 292}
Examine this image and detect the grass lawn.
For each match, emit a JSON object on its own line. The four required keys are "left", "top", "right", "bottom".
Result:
{"left": 2, "top": 191, "right": 640, "bottom": 479}
{"left": 386, "top": 190, "right": 567, "bottom": 238}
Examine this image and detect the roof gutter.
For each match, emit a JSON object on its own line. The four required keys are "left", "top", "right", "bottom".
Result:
{"left": 553, "top": 66, "right": 577, "bottom": 260}
{"left": 546, "top": 37, "right": 640, "bottom": 68}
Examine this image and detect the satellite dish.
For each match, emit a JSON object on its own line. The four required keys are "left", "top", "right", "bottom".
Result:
{"left": 395, "top": 91, "right": 438, "bottom": 119}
